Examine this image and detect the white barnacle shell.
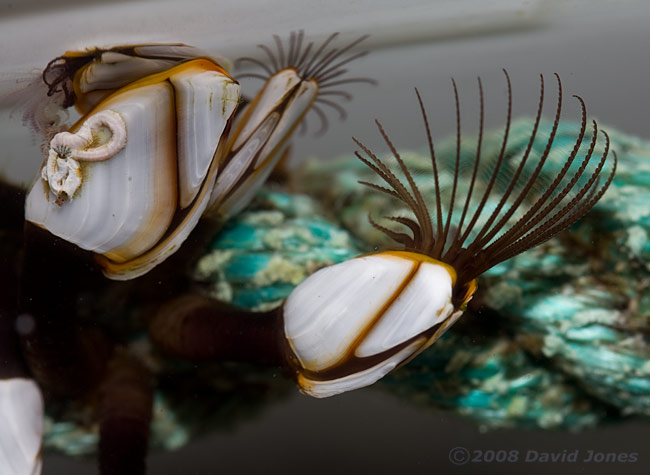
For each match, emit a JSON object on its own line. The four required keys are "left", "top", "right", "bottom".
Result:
{"left": 25, "top": 56, "right": 241, "bottom": 280}
{"left": 283, "top": 251, "right": 462, "bottom": 398}
{"left": 0, "top": 378, "right": 44, "bottom": 475}
{"left": 208, "top": 69, "right": 318, "bottom": 219}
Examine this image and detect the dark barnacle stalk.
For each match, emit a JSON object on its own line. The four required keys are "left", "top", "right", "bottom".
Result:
{"left": 98, "top": 349, "right": 153, "bottom": 475}
{"left": 18, "top": 223, "right": 111, "bottom": 397}
{"left": 17, "top": 208, "right": 156, "bottom": 475}
{"left": 0, "top": 181, "right": 26, "bottom": 230}
{"left": 18, "top": 225, "right": 158, "bottom": 472}
{"left": 149, "top": 295, "right": 286, "bottom": 366}
{"left": 0, "top": 189, "right": 28, "bottom": 381}
{"left": 0, "top": 181, "right": 44, "bottom": 472}
{"left": 17, "top": 218, "right": 162, "bottom": 475}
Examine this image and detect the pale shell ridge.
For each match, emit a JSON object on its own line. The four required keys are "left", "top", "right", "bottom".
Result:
{"left": 232, "top": 69, "right": 301, "bottom": 151}
{"left": 257, "top": 80, "right": 318, "bottom": 163}
{"left": 355, "top": 262, "right": 454, "bottom": 358}
{"left": 171, "top": 69, "right": 240, "bottom": 208}
{"left": 209, "top": 111, "right": 280, "bottom": 210}
{"left": 214, "top": 146, "right": 285, "bottom": 220}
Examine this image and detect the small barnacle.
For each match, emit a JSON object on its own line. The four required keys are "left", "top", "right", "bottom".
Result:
{"left": 38, "top": 110, "right": 127, "bottom": 206}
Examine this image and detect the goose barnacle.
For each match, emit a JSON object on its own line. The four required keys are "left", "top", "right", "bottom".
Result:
{"left": 23, "top": 32, "right": 372, "bottom": 280}
{"left": 281, "top": 72, "right": 616, "bottom": 397}
{"left": 206, "top": 31, "right": 376, "bottom": 220}
{"left": 25, "top": 47, "right": 241, "bottom": 280}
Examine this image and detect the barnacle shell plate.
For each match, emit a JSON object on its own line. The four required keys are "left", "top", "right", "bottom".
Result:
{"left": 208, "top": 69, "right": 318, "bottom": 219}
{"left": 0, "top": 378, "right": 44, "bottom": 475}
{"left": 25, "top": 59, "right": 240, "bottom": 279}
{"left": 283, "top": 251, "right": 459, "bottom": 397}
{"left": 71, "top": 44, "right": 230, "bottom": 114}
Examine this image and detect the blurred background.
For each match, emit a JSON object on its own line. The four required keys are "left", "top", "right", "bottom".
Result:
{"left": 1, "top": 0, "right": 649, "bottom": 473}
